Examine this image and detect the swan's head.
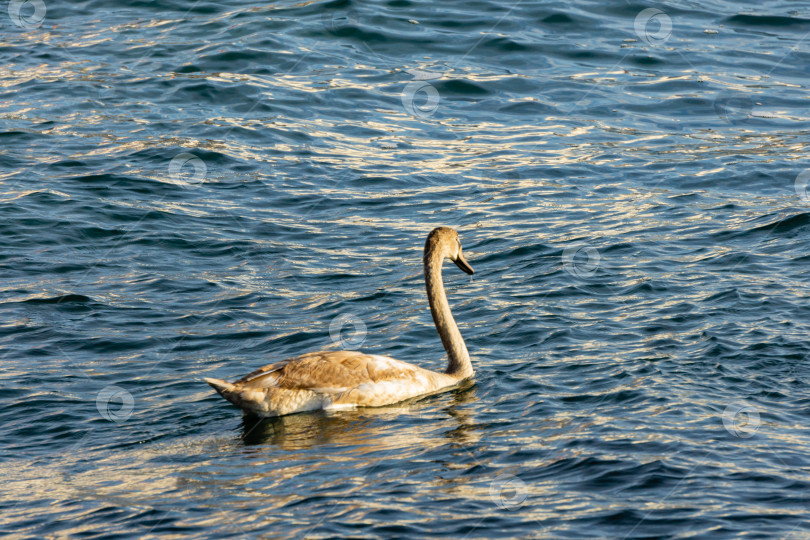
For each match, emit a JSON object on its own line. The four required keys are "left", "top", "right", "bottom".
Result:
{"left": 426, "top": 227, "right": 474, "bottom": 275}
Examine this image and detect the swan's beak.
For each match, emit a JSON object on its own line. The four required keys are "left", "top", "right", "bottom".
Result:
{"left": 454, "top": 252, "right": 474, "bottom": 275}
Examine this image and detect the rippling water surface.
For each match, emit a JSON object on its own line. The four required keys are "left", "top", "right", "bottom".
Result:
{"left": 2, "top": 0, "right": 810, "bottom": 537}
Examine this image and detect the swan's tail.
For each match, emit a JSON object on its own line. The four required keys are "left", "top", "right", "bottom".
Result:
{"left": 205, "top": 377, "right": 267, "bottom": 415}
{"left": 204, "top": 377, "right": 237, "bottom": 398}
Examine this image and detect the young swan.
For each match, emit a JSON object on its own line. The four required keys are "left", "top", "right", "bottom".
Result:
{"left": 205, "top": 227, "right": 475, "bottom": 417}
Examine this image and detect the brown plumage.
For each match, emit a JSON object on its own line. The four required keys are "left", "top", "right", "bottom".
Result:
{"left": 205, "top": 227, "right": 475, "bottom": 417}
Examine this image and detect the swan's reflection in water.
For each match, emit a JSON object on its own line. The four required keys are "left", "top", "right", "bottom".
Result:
{"left": 239, "top": 381, "right": 478, "bottom": 450}
{"left": 168, "top": 383, "right": 490, "bottom": 532}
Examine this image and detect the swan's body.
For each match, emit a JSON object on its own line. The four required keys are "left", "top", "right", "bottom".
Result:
{"left": 205, "top": 227, "right": 475, "bottom": 417}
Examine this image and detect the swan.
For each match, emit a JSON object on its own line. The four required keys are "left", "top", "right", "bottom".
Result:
{"left": 204, "top": 226, "right": 475, "bottom": 417}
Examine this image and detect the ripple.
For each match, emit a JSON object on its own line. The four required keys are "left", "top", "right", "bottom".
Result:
{"left": 3, "top": 0, "right": 810, "bottom": 538}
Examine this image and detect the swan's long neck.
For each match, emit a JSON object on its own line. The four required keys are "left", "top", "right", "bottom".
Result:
{"left": 424, "top": 248, "right": 473, "bottom": 380}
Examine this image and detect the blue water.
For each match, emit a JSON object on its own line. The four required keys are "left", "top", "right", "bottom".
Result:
{"left": 2, "top": 0, "right": 810, "bottom": 537}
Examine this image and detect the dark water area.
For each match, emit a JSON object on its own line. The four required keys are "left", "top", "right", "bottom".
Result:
{"left": 2, "top": 0, "right": 810, "bottom": 537}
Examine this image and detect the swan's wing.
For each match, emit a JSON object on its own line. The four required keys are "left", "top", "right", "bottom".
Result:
{"left": 234, "top": 359, "right": 293, "bottom": 385}
{"left": 237, "top": 350, "right": 424, "bottom": 392}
